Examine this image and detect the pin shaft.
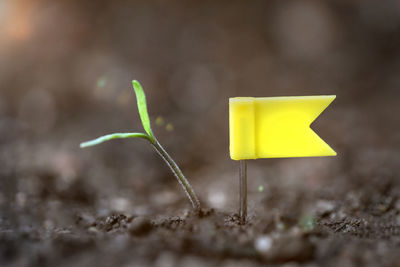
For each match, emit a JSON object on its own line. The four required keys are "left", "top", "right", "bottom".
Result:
{"left": 239, "top": 160, "right": 247, "bottom": 224}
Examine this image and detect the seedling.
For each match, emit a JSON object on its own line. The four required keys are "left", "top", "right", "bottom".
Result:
{"left": 81, "top": 80, "right": 201, "bottom": 211}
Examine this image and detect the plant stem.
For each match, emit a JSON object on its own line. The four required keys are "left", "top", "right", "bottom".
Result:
{"left": 150, "top": 138, "right": 201, "bottom": 211}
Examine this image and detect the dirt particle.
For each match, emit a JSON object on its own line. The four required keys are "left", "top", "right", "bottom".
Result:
{"left": 259, "top": 235, "right": 314, "bottom": 263}
{"left": 315, "top": 200, "right": 335, "bottom": 216}
{"left": 254, "top": 235, "right": 273, "bottom": 253}
{"left": 129, "top": 217, "right": 153, "bottom": 236}
{"left": 95, "top": 214, "right": 131, "bottom": 232}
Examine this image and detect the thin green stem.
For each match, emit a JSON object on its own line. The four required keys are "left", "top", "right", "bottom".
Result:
{"left": 150, "top": 138, "right": 201, "bottom": 211}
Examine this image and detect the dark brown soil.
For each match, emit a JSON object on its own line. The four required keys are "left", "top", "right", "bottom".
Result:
{"left": 1, "top": 139, "right": 400, "bottom": 267}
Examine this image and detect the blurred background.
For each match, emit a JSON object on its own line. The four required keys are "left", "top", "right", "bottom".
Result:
{"left": 1, "top": 0, "right": 400, "bottom": 231}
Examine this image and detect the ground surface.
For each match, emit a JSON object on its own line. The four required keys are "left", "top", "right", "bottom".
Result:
{"left": 1, "top": 124, "right": 400, "bottom": 267}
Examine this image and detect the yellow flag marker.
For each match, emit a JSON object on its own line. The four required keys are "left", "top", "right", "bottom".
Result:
{"left": 229, "top": 95, "right": 336, "bottom": 160}
{"left": 229, "top": 95, "right": 337, "bottom": 224}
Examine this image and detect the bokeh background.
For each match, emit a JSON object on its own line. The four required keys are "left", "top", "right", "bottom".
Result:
{"left": 1, "top": 0, "right": 400, "bottom": 264}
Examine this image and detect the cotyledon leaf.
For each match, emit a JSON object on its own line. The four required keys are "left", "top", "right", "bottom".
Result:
{"left": 132, "top": 80, "right": 154, "bottom": 139}
{"left": 80, "top": 132, "right": 150, "bottom": 148}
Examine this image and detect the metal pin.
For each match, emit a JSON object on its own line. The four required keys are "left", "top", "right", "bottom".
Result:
{"left": 239, "top": 160, "right": 247, "bottom": 224}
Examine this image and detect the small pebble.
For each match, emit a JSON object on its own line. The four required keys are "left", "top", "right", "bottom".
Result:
{"left": 254, "top": 235, "right": 273, "bottom": 253}
{"left": 316, "top": 200, "right": 335, "bottom": 216}
{"left": 256, "top": 234, "right": 314, "bottom": 263}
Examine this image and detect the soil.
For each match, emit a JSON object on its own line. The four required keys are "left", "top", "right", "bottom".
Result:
{"left": 1, "top": 128, "right": 400, "bottom": 266}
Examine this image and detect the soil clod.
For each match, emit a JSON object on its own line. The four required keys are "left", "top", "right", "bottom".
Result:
{"left": 129, "top": 217, "right": 153, "bottom": 236}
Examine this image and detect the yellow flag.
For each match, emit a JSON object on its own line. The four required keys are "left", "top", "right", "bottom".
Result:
{"left": 229, "top": 95, "right": 336, "bottom": 160}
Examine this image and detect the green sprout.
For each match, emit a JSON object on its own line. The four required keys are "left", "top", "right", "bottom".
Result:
{"left": 299, "top": 214, "right": 315, "bottom": 231}
{"left": 80, "top": 80, "right": 201, "bottom": 211}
